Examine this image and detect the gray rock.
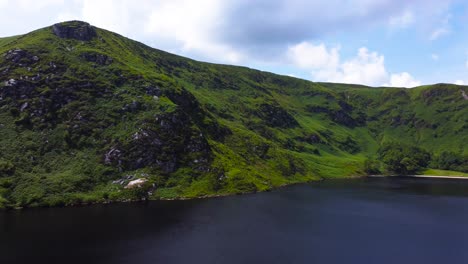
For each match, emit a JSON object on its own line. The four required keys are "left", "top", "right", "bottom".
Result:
{"left": 20, "top": 102, "right": 28, "bottom": 112}
{"left": 52, "top": 21, "right": 97, "bottom": 41}
{"left": 3, "top": 49, "right": 39, "bottom": 66}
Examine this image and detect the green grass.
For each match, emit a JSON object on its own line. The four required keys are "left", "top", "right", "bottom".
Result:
{"left": 0, "top": 35, "right": 22, "bottom": 47}
{"left": 0, "top": 21, "right": 466, "bottom": 208}
{"left": 422, "top": 169, "right": 468, "bottom": 177}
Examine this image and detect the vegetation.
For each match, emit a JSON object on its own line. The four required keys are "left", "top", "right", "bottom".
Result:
{"left": 431, "top": 151, "right": 468, "bottom": 173}
{"left": 422, "top": 169, "right": 468, "bottom": 177}
{"left": 378, "top": 143, "right": 431, "bottom": 175}
{"left": 0, "top": 21, "right": 466, "bottom": 208}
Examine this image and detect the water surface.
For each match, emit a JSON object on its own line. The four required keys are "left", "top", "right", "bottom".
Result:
{"left": 1, "top": 177, "right": 468, "bottom": 264}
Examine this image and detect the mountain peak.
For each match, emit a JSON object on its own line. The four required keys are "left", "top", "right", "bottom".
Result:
{"left": 52, "top": 20, "right": 97, "bottom": 41}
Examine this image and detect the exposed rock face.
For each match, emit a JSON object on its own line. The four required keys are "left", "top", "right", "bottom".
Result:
{"left": 305, "top": 104, "right": 365, "bottom": 128}
{"left": 257, "top": 103, "right": 299, "bottom": 128}
{"left": 104, "top": 109, "right": 212, "bottom": 174}
{"left": 52, "top": 21, "right": 97, "bottom": 41}
{"left": 3, "top": 49, "right": 39, "bottom": 67}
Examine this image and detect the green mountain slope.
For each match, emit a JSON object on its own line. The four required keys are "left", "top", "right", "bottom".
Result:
{"left": 0, "top": 21, "right": 466, "bottom": 208}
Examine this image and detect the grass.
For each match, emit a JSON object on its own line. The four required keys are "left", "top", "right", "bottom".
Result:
{"left": 422, "top": 169, "right": 468, "bottom": 177}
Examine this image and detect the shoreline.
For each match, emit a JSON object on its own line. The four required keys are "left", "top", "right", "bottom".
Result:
{"left": 368, "top": 175, "right": 468, "bottom": 180}
{"left": 4, "top": 175, "right": 468, "bottom": 210}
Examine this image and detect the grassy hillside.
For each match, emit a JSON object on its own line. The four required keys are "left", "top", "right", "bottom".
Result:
{"left": 0, "top": 21, "right": 466, "bottom": 208}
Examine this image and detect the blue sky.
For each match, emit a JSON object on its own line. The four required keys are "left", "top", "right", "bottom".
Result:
{"left": 0, "top": 0, "right": 467, "bottom": 87}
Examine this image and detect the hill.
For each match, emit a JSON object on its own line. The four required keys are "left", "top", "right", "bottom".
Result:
{"left": 0, "top": 21, "right": 466, "bottom": 208}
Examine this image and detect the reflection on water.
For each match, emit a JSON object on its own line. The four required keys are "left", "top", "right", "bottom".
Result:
{"left": 1, "top": 177, "right": 468, "bottom": 264}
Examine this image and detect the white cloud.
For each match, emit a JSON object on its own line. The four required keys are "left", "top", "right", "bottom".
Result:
{"left": 430, "top": 28, "right": 450, "bottom": 40}
{"left": 287, "top": 42, "right": 340, "bottom": 70}
{"left": 0, "top": 0, "right": 451, "bottom": 86}
{"left": 321, "top": 47, "right": 389, "bottom": 86}
{"left": 0, "top": 0, "right": 8, "bottom": 8}
{"left": 51, "top": 0, "right": 244, "bottom": 64}
{"left": 454, "top": 80, "right": 465, "bottom": 85}
{"left": 287, "top": 42, "right": 421, "bottom": 87}
{"left": 144, "top": 0, "right": 243, "bottom": 64}
{"left": 429, "top": 15, "right": 451, "bottom": 40}
{"left": 16, "top": 0, "right": 64, "bottom": 10}
{"left": 387, "top": 72, "right": 421, "bottom": 87}
{"left": 431, "top": 54, "right": 439, "bottom": 61}
{"left": 389, "top": 10, "right": 414, "bottom": 29}
{"left": 287, "top": 44, "right": 387, "bottom": 86}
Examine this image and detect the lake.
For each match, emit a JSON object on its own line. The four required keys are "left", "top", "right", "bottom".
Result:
{"left": 1, "top": 177, "right": 468, "bottom": 264}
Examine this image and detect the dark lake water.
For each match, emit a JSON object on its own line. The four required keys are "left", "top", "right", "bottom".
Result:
{"left": 2, "top": 177, "right": 468, "bottom": 264}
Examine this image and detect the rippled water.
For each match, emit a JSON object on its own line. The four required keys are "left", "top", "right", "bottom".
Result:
{"left": 2, "top": 177, "right": 468, "bottom": 264}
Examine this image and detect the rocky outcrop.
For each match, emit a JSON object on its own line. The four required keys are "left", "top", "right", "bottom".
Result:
{"left": 104, "top": 109, "right": 212, "bottom": 174}
{"left": 461, "top": 89, "right": 468, "bottom": 100}
{"left": 52, "top": 21, "right": 97, "bottom": 41}
{"left": 80, "top": 52, "right": 113, "bottom": 65}
{"left": 257, "top": 103, "right": 299, "bottom": 128}
{"left": 3, "top": 49, "right": 39, "bottom": 67}
{"left": 166, "top": 87, "right": 231, "bottom": 141}
{"left": 306, "top": 104, "right": 365, "bottom": 128}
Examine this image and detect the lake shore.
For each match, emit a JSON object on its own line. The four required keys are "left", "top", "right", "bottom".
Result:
{"left": 368, "top": 175, "right": 468, "bottom": 180}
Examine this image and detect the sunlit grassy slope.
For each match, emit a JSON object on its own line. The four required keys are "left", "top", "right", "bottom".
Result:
{"left": 422, "top": 169, "right": 468, "bottom": 177}
{"left": 0, "top": 21, "right": 466, "bottom": 207}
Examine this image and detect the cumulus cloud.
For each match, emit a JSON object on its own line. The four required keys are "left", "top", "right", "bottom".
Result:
{"left": 287, "top": 42, "right": 339, "bottom": 70}
{"left": 287, "top": 42, "right": 421, "bottom": 87}
{"left": 0, "top": 0, "right": 75, "bottom": 36}
{"left": 328, "top": 48, "right": 388, "bottom": 86}
{"left": 454, "top": 80, "right": 465, "bottom": 85}
{"left": 144, "top": 0, "right": 243, "bottom": 63}
{"left": 387, "top": 72, "right": 421, "bottom": 87}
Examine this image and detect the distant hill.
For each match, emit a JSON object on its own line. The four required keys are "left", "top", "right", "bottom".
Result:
{"left": 0, "top": 21, "right": 466, "bottom": 208}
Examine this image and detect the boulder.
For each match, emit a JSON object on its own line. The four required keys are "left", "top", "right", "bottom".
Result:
{"left": 125, "top": 178, "right": 148, "bottom": 189}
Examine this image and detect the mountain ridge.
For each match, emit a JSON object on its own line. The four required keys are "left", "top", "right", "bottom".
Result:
{"left": 0, "top": 21, "right": 466, "bottom": 208}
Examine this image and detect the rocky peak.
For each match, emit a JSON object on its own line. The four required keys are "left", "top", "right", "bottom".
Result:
{"left": 52, "top": 21, "right": 97, "bottom": 41}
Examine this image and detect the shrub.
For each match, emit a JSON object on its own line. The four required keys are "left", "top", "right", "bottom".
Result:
{"left": 0, "top": 160, "right": 15, "bottom": 176}
{"left": 363, "top": 159, "right": 381, "bottom": 174}
{"left": 431, "top": 151, "right": 468, "bottom": 172}
{"left": 378, "top": 142, "right": 430, "bottom": 175}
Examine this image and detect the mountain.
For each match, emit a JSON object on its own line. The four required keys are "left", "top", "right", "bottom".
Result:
{"left": 0, "top": 21, "right": 466, "bottom": 208}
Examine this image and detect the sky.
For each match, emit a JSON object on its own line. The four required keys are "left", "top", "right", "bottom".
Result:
{"left": 1, "top": 0, "right": 468, "bottom": 88}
